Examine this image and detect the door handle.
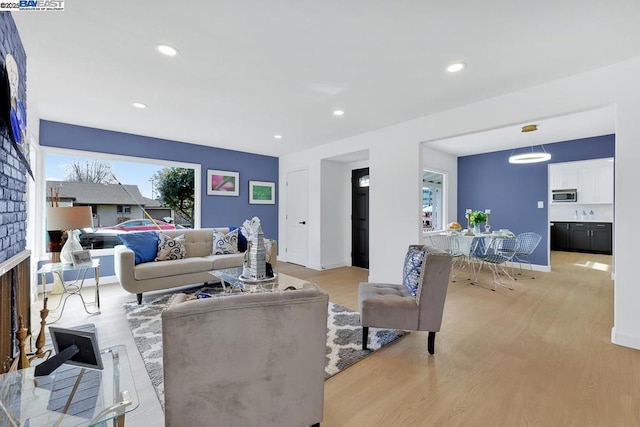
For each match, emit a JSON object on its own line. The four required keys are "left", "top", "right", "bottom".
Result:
{"left": 299, "top": 221, "right": 306, "bottom": 225}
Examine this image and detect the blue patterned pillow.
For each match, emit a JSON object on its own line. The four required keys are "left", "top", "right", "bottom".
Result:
{"left": 118, "top": 231, "right": 159, "bottom": 264}
{"left": 402, "top": 246, "right": 426, "bottom": 297}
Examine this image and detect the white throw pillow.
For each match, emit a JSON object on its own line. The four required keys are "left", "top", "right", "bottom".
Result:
{"left": 155, "top": 233, "right": 186, "bottom": 261}
{"left": 212, "top": 229, "right": 238, "bottom": 255}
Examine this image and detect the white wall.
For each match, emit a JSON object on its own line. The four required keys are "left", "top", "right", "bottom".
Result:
{"left": 320, "top": 160, "right": 350, "bottom": 269}
{"left": 280, "top": 56, "right": 640, "bottom": 350}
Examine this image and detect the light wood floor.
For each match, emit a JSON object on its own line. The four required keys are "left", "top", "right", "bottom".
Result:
{"left": 32, "top": 251, "right": 639, "bottom": 426}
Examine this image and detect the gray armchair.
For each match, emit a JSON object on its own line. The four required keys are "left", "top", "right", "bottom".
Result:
{"left": 162, "top": 284, "right": 329, "bottom": 427}
{"left": 358, "top": 245, "right": 452, "bottom": 355}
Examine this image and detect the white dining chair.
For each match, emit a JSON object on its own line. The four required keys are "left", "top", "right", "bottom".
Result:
{"left": 428, "top": 234, "right": 467, "bottom": 281}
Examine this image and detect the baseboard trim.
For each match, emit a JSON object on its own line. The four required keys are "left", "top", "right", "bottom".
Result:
{"left": 611, "top": 327, "right": 640, "bottom": 350}
{"left": 321, "top": 261, "right": 349, "bottom": 270}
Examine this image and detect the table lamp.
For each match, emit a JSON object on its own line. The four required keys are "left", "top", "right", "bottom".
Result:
{"left": 47, "top": 206, "right": 93, "bottom": 264}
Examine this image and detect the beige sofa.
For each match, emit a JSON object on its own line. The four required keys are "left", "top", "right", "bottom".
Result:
{"left": 114, "top": 227, "right": 276, "bottom": 304}
{"left": 162, "top": 283, "right": 328, "bottom": 427}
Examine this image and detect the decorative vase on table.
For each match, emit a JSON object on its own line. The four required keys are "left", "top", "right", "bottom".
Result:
{"left": 60, "top": 229, "right": 83, "bottom": 264}
{"left": 472, "top": 223, "right": 484, "bottom": 235}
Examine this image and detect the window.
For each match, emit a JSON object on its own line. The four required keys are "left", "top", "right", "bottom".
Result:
{"left": 117, "top": 205, "right": 131, "bottom": 214}
{"left": 423, "top": 170, "right": 445, "bottom": 231}
{"left": 40, "top": 149, "right": 200, "bottom": 254}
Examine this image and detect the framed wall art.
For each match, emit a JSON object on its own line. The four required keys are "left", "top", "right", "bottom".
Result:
{"left": 249, "top": 181, "right": 275, "bottom": 204}
{"left": 207, "top": 169, "right": 239, "bottom": 196}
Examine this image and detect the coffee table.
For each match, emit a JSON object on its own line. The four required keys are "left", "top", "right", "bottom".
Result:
{"left": 0, "top": 345, "right": 138, "bottom": 426}
{"left": 209, "top": 267, "right": 314, "bottom": 294}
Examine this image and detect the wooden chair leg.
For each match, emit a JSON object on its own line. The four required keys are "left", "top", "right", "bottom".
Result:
{"left": 362, "top": 326, "right": 369, "bottom": 350}
{"left": 428, "top": 331, "right": 436, "bottom": 355}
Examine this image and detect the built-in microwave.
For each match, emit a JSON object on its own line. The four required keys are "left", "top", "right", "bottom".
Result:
{"left": 552, "top": 189, "right": 578, "bottom": 202}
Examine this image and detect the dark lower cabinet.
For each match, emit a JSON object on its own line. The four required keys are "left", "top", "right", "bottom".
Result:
{"left": 551, "top": 222, "right": 571, "bottom": 250}
{"left": 590, "top": 223, "right": 613, "bottom": 253}
{"left": 551, "top": 222, "right": 612, "bottom": 255}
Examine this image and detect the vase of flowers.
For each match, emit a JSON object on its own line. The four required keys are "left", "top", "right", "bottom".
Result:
{"left": 469, "top": 211, "right": 488, "bottom": 235}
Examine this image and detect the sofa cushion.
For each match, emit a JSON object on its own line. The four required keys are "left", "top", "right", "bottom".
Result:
{"left": 156, "top": 233, "right": 187, "bottom": 261}
{"left": 134, "top": 257, "right": 214, "bottom": 281}
{"left": 213, "top": 228, "right": 238, "bottom": 254}
{"left": 205, "top": 253, "right": 244, "bottom": 269}
{"left": 119, "top": 231, "right": 159, "bottom": 265}
{"left": 402, "top": 246, "right": 426, "bottom": 297}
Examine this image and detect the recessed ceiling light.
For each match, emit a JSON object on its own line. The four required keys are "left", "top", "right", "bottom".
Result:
{"left": 273, "top": 135, "right": 283, "bottom": 139}
{"left": 132, "top": 102, "right": 147, "bottom": 109}
{"left": 446, "top": 62, "right": 466, "bottom": 73}
{"left": 156, "top": 44, "right": 178, "bottom": 56}
{"left": 333, "top": 110, "right": 345, "bottom": 116}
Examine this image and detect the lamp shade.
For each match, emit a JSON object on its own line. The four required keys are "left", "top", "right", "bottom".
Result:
{"left": 47, "top": 206, "right": 93, "bottom": 231}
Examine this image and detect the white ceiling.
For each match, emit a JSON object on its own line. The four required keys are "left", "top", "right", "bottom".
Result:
{"left": 12, "top": 1, "right": 640, "bottom": 158}
{"left": 425, "top": 106, "right": 615, "bottom": 156}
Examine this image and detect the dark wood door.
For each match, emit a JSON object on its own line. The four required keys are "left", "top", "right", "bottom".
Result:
{"left": 351, "top": 168, "right": 369, "bottom": 269}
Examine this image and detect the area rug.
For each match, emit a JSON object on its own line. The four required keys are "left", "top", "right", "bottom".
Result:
{"left": 123, "top": 291, "right": 408, "bottom": 405}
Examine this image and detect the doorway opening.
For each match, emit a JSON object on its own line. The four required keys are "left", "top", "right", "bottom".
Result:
{"left": 351, "top": 167, "right": 369, "bottom": 269}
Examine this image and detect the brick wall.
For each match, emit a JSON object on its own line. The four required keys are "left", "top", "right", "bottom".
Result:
{"left": 0, "top": 12, "right": 28, "bottom": 264}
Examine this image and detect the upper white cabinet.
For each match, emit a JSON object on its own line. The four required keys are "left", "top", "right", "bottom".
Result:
{"left": 549, "top": 158, "right": 614, "bottom": 204}
{"left": 578, "top": 165, "right": 614, "bottom": 204}
{"left": 550, "top": 167, "right": 578, "bottom": 190}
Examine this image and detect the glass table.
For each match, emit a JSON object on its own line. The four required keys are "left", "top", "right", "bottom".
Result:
{"left": 209, "top": 267, "right": 314, "bottom": 294}
{"left": 37, "top": 260, "right": 101, "bottom": 323}
{"left": 0, "top": 345, "right": 139, "bottom": 426}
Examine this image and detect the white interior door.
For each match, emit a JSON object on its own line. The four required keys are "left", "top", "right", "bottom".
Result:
{"left": 286, "top": 169, "right": 308, "bottom": 266}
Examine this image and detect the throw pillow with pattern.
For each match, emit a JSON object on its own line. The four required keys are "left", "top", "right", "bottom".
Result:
{"left": 402, "top": 246, "right": 426, "bottom": 297}
{"left": 212, "top": 228, "right": 238, "bottom": 255}
{"left": 155, "top": 233, "right": 186, "bottom": 261}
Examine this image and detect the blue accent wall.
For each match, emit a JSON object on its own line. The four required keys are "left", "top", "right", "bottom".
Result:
{"left": 39, "top": 120, "right": 278, "bottom": 279}
{"left": 457, "top": 134, "right": 615, "bottom": 266}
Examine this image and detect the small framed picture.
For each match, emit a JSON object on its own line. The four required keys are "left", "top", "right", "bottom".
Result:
{"left": 207, "top": 169, "right": 240, "bottom": 196}
{"left": 249, "top": 181, "right": 275, "bottom": 204}
{"left": 71, "top": 250, "right": 93, "bottom": 268}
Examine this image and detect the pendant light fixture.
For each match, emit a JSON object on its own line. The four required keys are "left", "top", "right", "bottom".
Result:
{"left": 508, "top": 124, "right": 552, "bottom": 164}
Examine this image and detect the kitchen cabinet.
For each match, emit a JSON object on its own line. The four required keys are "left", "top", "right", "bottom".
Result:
{"left": 590, "top": 223, "right": 613, "bottom": 253}
{"left": 578, "top": 165, "right": 614, "bottom": 204}
{"left": 551, "top": 222, "right": 612, "bottom": 254}
{"left": 550, "top": 168, "right": 578, "bottom": 190}
{"left": 550, "top": 222, "right": 571, "bottom": 250}
{"left": 549, "top": 158, "right": 614, "bottom": 204}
